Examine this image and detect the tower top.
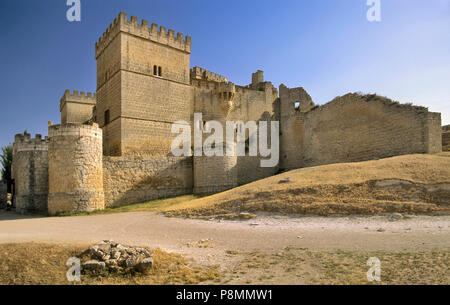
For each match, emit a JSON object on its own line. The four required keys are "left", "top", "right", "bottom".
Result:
{"left": 95, "top": 12, "right": 191, "bottom": 58}
{"left": 59, "top": 89, "right": 96, "bottom": 112}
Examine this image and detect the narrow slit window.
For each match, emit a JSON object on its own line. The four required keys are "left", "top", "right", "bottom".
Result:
{"left": 158, "top": 66, "right": 162, "bottom": 77}
{"left": 153, "top": 65, "right": 158, "bottom": 76}
{"left": 104, "top": 109, "right": 110, "bottom": 125}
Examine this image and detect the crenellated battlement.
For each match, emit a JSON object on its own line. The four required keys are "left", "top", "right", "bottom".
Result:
{"left": 13, "top": 132, "right": 49, "bottom": 153}
{"left": 216, "top": 82, "right": 236, "bottom": 97}
{"left": 95, "top": 12, "right": 191, "bottom": 58}
{"left": 60, "top": 89, "right": 96, "bottom": 112}
{"left": 190, "top": 67, "right": 228, "bottom": 83}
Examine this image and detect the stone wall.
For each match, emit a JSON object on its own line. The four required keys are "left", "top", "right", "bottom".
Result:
{"left": 47, "top": 123, "right": 104, "bottom": 215}
{"left": 194, "top": 144, "right": 237, "bottom": 194}
{"left": 11, "top": 133, "right": 49, "bottom": 213}
{"left": 443, "top": 125, "right": 450, "bottom": 151}
{"left": 237, "top": 156, "right": 279, "bottom": 186}
{"left": 191, "top": 74, "right": 279, "bottom": 187}
{"left": 103, "top": 156, "right": 193, "bottom": 207}
{"left": 280, "top": 89, "right": 442, "bottom": 170}
{"left": 192, "top": 79, "right": 277, "bottom": 123}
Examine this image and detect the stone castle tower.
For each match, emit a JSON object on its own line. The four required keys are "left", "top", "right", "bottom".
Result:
{"left": 95, "top": 12, "right": 192, "bottom": 157}
{"left": 9, "top": 12, "right": 442, "bottom": 215}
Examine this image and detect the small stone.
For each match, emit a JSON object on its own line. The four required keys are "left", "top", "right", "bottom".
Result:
{"left": 377, "top": 228, "right": 385, "bottom": 232}
{"left": 125, "top": 257, "right": 136, "bottom": 268}
{"left": 97, "top": 243, "right": 111, "bottom": 252}
{"left": 278, "top": 177, "right": 291, "bottom": 184}
{"left": 135, "top": 258, "right": 153, "bottom": 273}
{"left": 104, "top": 259, "right": 118, "bottom": 267}
{"left": 389, "top": 213, "right": 403, "bottom": 221}
{"left": 116, "top": 244, "right": 126, "bottom": 250}
{"left": 239, "top": 212, "right": 256, "bottom": 220}
{"left": 82, "top": 260, "right": 106, "bottom": 271}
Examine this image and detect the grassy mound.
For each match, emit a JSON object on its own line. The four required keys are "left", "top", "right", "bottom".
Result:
{"left": 163, "top": 153, "right": 450, "bottom": 218}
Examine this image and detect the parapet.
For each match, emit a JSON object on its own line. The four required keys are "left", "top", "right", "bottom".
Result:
{"left": 48, "top": 122, "right": 102, "bottom": 140}
{"left": 59, "top": 90, "right": 96, "bottom": 112}
{"left": 190, "top": 66, "right": 228, "bottom": 83}
{"left": 95, "top": 12, "right": 191, "bottom": 58}
{"left": 13, "top": 132, "right": 49, "bottom": 152}
{"left": 216, "top": 82, "right": 236, "bottom": 98}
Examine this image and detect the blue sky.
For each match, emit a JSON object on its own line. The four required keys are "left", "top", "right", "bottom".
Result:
{"left": 0, "top": 0, "right": 449, "bottom": 151}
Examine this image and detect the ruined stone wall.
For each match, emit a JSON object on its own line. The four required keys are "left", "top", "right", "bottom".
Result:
{"left": 443, "top": 125, "right": 450, "bottom": 151}
{"left": 103, "top": 156, "right": 193, "bottom": 207}
{"left": 47, "top": 123, "right": 104, "bottom": 215}
{"left": 194, "top": 144, "right": 237, "bottom": 194}
{"left": 96, "top": 12, "right": 191, "bottom": 157}
{"left": 11, "top": 133, "right": 49, "bottom": 213}
{"left": 280, "top": 89, "right": 442, "bottom": 170}
{"left": 425, "top": 113, "right": 443, "bottom": 153}
{"left": 279, "top": 85, "right": 313, "bottom": 170}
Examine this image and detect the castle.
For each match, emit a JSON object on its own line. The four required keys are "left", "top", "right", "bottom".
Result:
{"left": 9, "top": 13, "right": 443, "bottom": 215}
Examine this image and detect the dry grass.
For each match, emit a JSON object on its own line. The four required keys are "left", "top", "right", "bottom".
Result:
{"left": 0, "top": 243, "right": 220, "bottom": 285}
{"left": 0, "top": 243, "right": 447, "bottom": 285}
{"left": 163, "top": 153, "right": 450, "bottom": 218}
{"left": 223, "top": 248, "right": 450, "bottom": 285}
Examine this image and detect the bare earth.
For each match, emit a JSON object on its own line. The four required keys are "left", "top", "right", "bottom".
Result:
{"left": 0, "top": 210, "right": 449, "bottom": 284}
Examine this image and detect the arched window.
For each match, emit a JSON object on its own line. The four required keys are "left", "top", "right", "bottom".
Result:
{"left": 294, "top": 101, "right": 300, "bottom": 110}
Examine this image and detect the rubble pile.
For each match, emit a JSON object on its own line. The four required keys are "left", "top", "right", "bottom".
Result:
{"left": 82, "top": 240, "right": 153, "bottom": 274}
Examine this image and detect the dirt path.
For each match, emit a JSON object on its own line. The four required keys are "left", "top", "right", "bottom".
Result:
{"left": 1, "top": 211, "right": 449, "bottom": 284}
{"left": 1, "top": 211, "right": 449, "bottom": 266}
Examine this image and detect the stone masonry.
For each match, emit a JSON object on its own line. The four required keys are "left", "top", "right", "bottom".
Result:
{"left": 443, "top": 125, "right": 450, "bottom": 151}
{"left": 9, "top": 12, "right": 444, "bottom": 214}
{"left": 47, "top": 123, "right": 104, "bottom": 215}
{"left": 11, "top": 133, "right": 48, "bottom": 213}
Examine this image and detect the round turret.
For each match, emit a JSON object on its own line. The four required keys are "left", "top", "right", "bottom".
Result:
{"left": 47, "top": 123, "right": 104, "bottom": 215}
